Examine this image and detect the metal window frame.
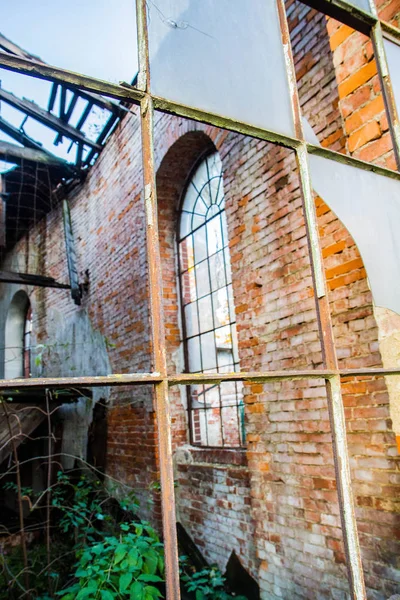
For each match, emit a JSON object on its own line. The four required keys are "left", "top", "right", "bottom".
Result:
{"left": 0, "top": 0, "right": 399, "bottom": 598}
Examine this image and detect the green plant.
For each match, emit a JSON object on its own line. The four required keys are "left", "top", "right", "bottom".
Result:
{"left": 58, "top": 521, "right": 165, "bottom": 600}
{"left": 181, "top": 564, "right": 246, "bottom": 600}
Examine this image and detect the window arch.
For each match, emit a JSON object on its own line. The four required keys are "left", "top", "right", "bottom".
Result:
{"left": 178, "top": 152, "right": 244, "bottom": 447}
{"left": 4, "top": 291, "right": 32, "bottom": 379}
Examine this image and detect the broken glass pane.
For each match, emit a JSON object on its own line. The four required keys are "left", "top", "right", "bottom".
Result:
{"left": 309, "top": 153, "right": 400, "bottom": 315}
{"left": 384, "top": 39, "right": 400, "bottom": 118}
{"left": 148, "top": 0, "right": 295, "bottom": 136}
{"left": 285, "top": 3, "right": 395, "bottom": 169}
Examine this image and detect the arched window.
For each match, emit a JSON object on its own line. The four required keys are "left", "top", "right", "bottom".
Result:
{"left": 178, "top": 152, "right": 244, "bottom": 447}
{"left": 4, "top": 291, "right": 32, "bottom": 379}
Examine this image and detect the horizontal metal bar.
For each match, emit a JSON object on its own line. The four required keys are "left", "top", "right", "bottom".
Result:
{"left": 382, "top": 20, "right": 400, "bottom": 43}
{"left": 0, "top": 373, "right": 163, "bottom": 390}
{"left": 300, "top": 0, "right": 376, "bottom": 35}
{"left": 307, "top": 143, "right": 400, "bottom": 180}
{"left": 0, "top": 52, "right": 144, "bottom": 105}
{"left": 168, "top": 370, "right": 335, "bottom": 386}
{"left": 152, "top": 95, "right": 302, "bottom": 149}
{"left": 1, "top": 368, "right": 400, "bottom": 392}
{"left": 340, "top": 367, "right": 400, "bottom": 377}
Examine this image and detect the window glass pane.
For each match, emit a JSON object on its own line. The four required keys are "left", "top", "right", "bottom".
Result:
{"left": 209, "top": 252, "right": 227, "bottom": 292}
{"left": 188, "top": 336, "right": 201, "bottom": 372}
{"left": 193, "top": 227, "right": 207, "bottom": 263}
{"left": 179, "top": 235, "right": 194, "bottom": 272}
{"left": 180, "top": 268, "right": 196, "bottom": 304}
{"left": 206, "top": 216, "right": 223, "bottom": 256}
{"left": 198, "top": 295, "right": 214, "bottom": 334}
{"left": 195, "top": 260, "right": 211, "bottom": 298}
{"left": 2, "top": 0, "right": 137, "bottom": 84}
{"left": 184, "top": 303, "right": 199, "bottom": 338}
{"left": 212, "top": 288, "right": 230, "bottom": 329}
{"left": 384, "top": 39, "right": 400, "bottom": 118}
{"left": 309, "top": 153, "right": 400, "bottom": 316}
{"left": 148, "top": 0, "right": 295, "bottom": 136}
{"left": 215, "top": 325, "right": 232, "bottom": 350}
{"left": 221, "top": 405, "right": 240, "bottom": 447}
{"left": 200, "top": 331, "right": 217, "bottom": 370}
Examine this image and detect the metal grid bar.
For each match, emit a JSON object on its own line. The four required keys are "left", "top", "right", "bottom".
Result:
{"left": 277, "top": 2, "right": 367, "bottom": 597}
{"left": 136, "top": 1, "right": 181, "bottom": 598}
{"left": 0, "top": 0, "right": 399, "bottom": 598}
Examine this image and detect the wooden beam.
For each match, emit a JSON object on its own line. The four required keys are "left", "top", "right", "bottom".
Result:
{"left": 0, "top": 87, "right": 102, "bottom": 150}
{"left": 0, "top": 270, "right": 71, "bottom": 289}
{"left": 0, "top": 33, "right": 43, "bottom": 62}
{"left": 0, "top": 115, "right": 50, "bottom": 150}
{"left": 0, "top": 140, "right": 72, "bottom": 169}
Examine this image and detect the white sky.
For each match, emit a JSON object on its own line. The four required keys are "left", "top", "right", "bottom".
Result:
{"left": 0, "top": 1, "right": 138, "bottom": 170}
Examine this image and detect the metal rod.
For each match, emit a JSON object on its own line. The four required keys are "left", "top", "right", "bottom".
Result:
{"left": 1, "top": 367, "right": 400, "bottom": 393}
{"left": 296, "top": 143, "right": 367, "bottom": 600}
{"left": 276, "top": 1, "right": 367, "bottom": 596}
{"left": 370, "top": 21, "right": 400, "bottom": 169}
{"left": 0, "top": 51, "right": 144, "bottom": 104}
{"left": 0, "top": 373, "right": 163, "bottom": 390}
{"left": 136, "top": 0, "right": 181, "bottom": 597}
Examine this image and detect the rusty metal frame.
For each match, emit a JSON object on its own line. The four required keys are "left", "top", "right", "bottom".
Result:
{"left": 0, "top": 0, "right": 400, "bottom": 599}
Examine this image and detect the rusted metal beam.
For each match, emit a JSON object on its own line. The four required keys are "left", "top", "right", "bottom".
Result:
{"left": 0, "top": 51, "right": 144, "bottom": 104}
{"left": 371, "top": 22, "right": 400, "bottom": 169}
{"left": 0, "top": 87, "right": 102, "bottom": 150}
{"left": 276, "top": 2, "right": 367, "bottom": 597}
{"left": 297, "top": 141, "right": 367, "bottom": 600}
{"left": 136, "top": 0, "right": 181, "bottom": 596}
{"left": 153, "top": 95, "right": 301, "bottom": 150}
{"left": 0, "top": 373, "right": 163, "bottom": 390}
{"left": 300, "top": 0, "right": 375, "bottom": 35}
{"left": 307, "top": 142, "right": 400, "bottom": 181}
{"left": 1, "top": 368, "right": 400, "bottom": 394}
{"left": 168, "top": 370, "right": 335, "bottom": 386}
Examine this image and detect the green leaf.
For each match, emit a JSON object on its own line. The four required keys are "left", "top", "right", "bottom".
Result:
{"left": 138, "top": 575, "right": 163, "bottom": 583}
{"left": 100, "top": 591, "right": 115, "bottom": 600}
{"left": 76, "top": 582, "right": 99, "bottom": 600}
{"left": 130, "top": 581, "right": 144, "bottom": 600}
{"left": 195, "top": 591, "right": 205, "bottom": 600}
{"left": 144, "top": 550, "right": 158, "bottom": 575}
{"left": 144, "top": 586, "right": 162, "bottom": 598}
{"left": 120, "top": 572, "right": 133, "bottom": 593}
{"left": 114, "top": 544, "right": 128, "bottom": 565}
{"left": 128, "top": 548, "right": 139, "bottom": 567}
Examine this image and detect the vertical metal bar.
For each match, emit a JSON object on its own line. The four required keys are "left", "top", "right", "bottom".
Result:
{"left": 135, "top": 1, "right": 181, "bottom": 598}
{"left": 371, "top": 22, "right": 400, "bottom": 169}
{"left": 297, "top": 145, "right": 366, "bottom": 600}
{"left": 276, "top": 1, "right": 367, "bottom": 598}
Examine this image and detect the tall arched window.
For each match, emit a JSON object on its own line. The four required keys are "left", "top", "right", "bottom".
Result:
{"left": 4, "top": 291, "right": 32, "bottom": 379}
{"left": 178, "top": 152, "right": 244, "bottom": 447}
